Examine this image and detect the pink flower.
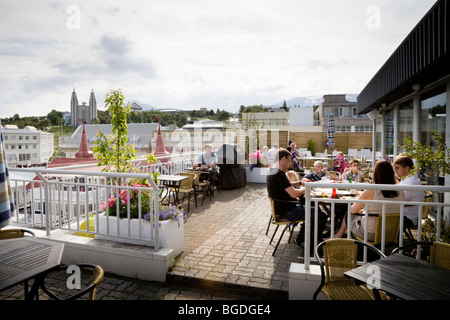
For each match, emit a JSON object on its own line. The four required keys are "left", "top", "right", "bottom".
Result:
{"left": 108, "top": 196, "right": 115, "bottom": 208}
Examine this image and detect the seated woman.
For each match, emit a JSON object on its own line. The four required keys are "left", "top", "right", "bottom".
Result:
{"left": 331, "top": 160, "right": 404, "bottom": 242}
{"left": 287, "top": 142, "right": 300, "bottom": 171}
{"left": 340, "top": 158, "right": 364, "bottom": 183}
{"left": 333, "top": 152, "right": 348, "bottom": 174}
{"left": 302, "top": 161, "right": 336, "bottom": 182}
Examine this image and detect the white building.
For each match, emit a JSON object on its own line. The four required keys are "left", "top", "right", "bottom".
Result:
{"left": 1, "top": 125, "right": 54, "bottom": 167}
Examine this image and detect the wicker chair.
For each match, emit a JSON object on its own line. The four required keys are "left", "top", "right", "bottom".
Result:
{"left": 40, "top": 264, "right": 104, "bottom": 300}
{"left": 404, "top": 191, "right": 433, "bottom": 241}
{"left": 174, "top": 172, "right": 197, "bottom": 213}
{"left": 392, "top": 241, "right": 450, "bottom": 271}
{"left": 352, "top": 213, "right": 401, "bottom": 247}
{"left": 313, "top": 238, "right": 387, "bottom": 300}
{"left": 0, "top": 228, "right": 36, "bottom": 239}
{"left": 267, "top": 197, "right": 304, "bottom": 256}
{"left": 187, "top": 170, "right": 211, "bottom": 205}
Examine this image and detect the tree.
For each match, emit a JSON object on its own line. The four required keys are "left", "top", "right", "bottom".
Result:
{"left": 93, "top": 89, "right": 136, "bottom": 173}
{"left": 47, "top": 109, "right": 64, "bottom": 126}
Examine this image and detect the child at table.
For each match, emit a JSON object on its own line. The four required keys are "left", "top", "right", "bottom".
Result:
{"left": 302, "top": 161, "right": 336, "bottom": 182}
{"left": 340, "top": 159, "right": 364, "bottom": 183}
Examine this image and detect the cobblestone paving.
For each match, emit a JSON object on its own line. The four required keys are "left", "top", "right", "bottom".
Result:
{"left": 169, "top": 183, "right": 302, "bottom": 293}
{"left": 1, "top": 183, "right": 300, "bottom": 300}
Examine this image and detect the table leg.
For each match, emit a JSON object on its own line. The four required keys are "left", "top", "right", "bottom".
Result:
{"left": 24, "top": 275, "right": 45, "bottom": 300}
{"left": 371, "top": 288, "right": 382, "bottom": 300}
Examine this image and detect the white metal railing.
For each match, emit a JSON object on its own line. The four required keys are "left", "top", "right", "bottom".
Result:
{"left": 9, "top": 168, "right": 161, "bottom": 246}
{"left": 303, "top": 182, "right": 450, "bottom": 269}
{"left": 8, "top": 155, "right": 199, "bottom": 251}
{"left": 133, "top": 153, "right": 200, "bottom": 176}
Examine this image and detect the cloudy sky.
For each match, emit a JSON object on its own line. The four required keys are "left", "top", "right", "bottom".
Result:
{"left": 0, "top": 0, "right": 437, "bottom": 118}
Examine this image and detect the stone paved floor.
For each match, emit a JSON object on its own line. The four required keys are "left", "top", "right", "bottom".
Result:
{"left": 0, "top": 183, "right": 302, "bottom": 300}
{"left": 170, "top": 183, "right": 301, "bottom": 292}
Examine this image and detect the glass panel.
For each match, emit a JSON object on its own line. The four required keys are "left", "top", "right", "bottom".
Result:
{"left": 421, "top": 86, "right": 446, "bottom": 146}
{"left": 375, "top": 116, "right": 382, "bottom": 159}
{"left": 398, "top": 100, "right": 413, "bottom": 153}
{"left": 385, "top": 109, "right": 394, "bottom": 156}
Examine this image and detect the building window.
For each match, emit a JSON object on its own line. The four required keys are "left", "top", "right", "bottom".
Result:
{"left": 398, "top": 100, "right": 413, "bottom": 154}
{"left": 352, "top": 107, "right": 357, "bottom": 117}
{"left": 420, "top": 85, "right": 446, "bottom": 146}
{"left": 19, "top": 154, "right": 31, "bottom": 161}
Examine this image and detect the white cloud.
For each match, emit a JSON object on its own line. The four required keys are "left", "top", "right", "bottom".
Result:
{"left": 0, "top": 0, "right": 438, "bottom": 118}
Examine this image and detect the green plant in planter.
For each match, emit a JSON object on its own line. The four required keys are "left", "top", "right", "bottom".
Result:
{"left": 143, "top": 205, "right": 186, "bottom": 227}
{"left": 400, "top": 131, "right": 450, "bottom": 176}
{"left": 101, "top": 182, "right": 152, "bottom": 219}
{"left": 93, "top": 88, "right": 136, "bottom": 174}
{"left": 101, "top": 184, "right": 186, "bottom": 224}
{"left": 421, "top": 218, "right": 450, "bottom": 244}
{"left": 307, "top": 139, "right": 316, "bottom": 156}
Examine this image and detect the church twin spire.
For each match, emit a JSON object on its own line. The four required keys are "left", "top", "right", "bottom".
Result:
{"left": 70, "top": 89, "right": 97, "bottom": 126}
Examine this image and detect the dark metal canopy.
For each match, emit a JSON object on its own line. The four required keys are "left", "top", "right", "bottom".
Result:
{"left": 357, "top": 0, "right": 450, "bottom": 114}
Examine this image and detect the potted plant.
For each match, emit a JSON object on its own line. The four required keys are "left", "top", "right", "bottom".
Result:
{"left": 245, "top": 150, "right": 270, "bottom": 183}
{"left": 87, "top": 88, "right": 186, "bottom": 253}
{"left": 422, "top": 218, "right": 450, "bottom": 244}
{"left": 307, "top": 139, "right": 316, "bottom": 156}
{"left": 400, "top": 131, "right": 450, "bottom": 184}
{"left": 96, "top": 184, "right": 186, "bottom": 255}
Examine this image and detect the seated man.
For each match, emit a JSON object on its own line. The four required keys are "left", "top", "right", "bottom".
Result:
{"left": 267, "top": 148, "right": 328, "bottom": 247}
{"left": 194, "top": 144, "right": 217, "bottom": 169}
{"left": 302, "top": 160, "right": 336, "bottom": 182}
{"left": 194, "top": 144, "right": 219, "bottom": 192}
{"left": 393, "top": 155, "right": 425, "bottom": 228}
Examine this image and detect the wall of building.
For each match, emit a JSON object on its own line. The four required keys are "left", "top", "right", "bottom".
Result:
{"left": 290, "top": 131, "right": 372, "bottom": 154}
{"left": 2, "top": 126, "right": 54, "bottom": 166}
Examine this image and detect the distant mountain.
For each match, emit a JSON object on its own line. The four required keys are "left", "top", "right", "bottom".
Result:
{"left": 132, "top": 94, "right": 359, "bottom": 112}
{"left": 130, "top": 100, "right": 157, "bottom": 111}
{"left": 131, "top": 100, "right": 188, "bottom": 112}
{"left": 267, "top": 94, "right": 358, "bottom": 108}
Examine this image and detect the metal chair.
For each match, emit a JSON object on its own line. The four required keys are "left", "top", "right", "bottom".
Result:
{"left": 392, "top": 241, "right": 450, "bottom": 271}
{"left": 40, "top": 263, "right": 104, "bottom": 300}
{"left": 313, "top": 238, "right": 387, "bottom": 300}
{"left": 404, "top": 191, "right": 433, "bottom": 242}
{"left": 267, "top": 197, "right": 304, "bottom": 256}
{"left": 0, "top": 228, "right": 36, "bottom": 239}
